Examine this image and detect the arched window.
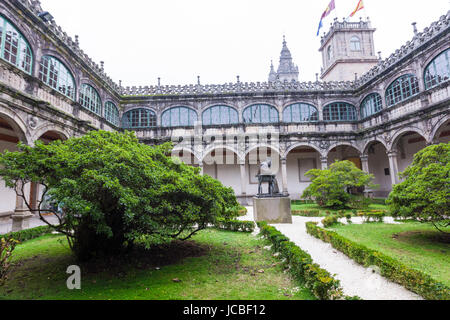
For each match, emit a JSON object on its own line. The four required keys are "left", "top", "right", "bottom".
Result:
{"left": 323, "top": 102, "right": 357, "bottom": 121}
{"left": 104, "top": 102, "right": 119, "bottom": 126}
{"left": 327, "top": 45, "right": 333, "bottom": 61}
{"left": 202, "top": 105, "right": 238, "bottom": 125}
{"left": 385, "top": 74, "right": 420, "bottom": 106}
{"left": 243, "top": 104, "right": 279, "bottom": 124}
{"left": 0, "top": 14, "right": 33, "bottom": 74}
{"left": 39, "top": 56, "right": 76, "bottom": 100}
{"left": 424, "top": 48, "right": 450, "bottom": 89}
{"left": 360, "top": 93, "right": 383, "bottom": 119}
{"left": 283, "top": 103, "right": 319, "bottom": 122}
{"left": 161, "top": 106, "right": 197, "bottom": 127}
{"left": 79, "top": 84, "right": 101, "bottom": 115}
{"left": 122, "top": 108, "right": 157, "bottom": 128}
{"left": 350, "top": 36, "right": 361, "bottom": 51}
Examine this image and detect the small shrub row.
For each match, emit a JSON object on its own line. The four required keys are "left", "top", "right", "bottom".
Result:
{"left": 291, "top": 209, "right": 322, "bottom": 217}
{"left": 214, "top": 218, "right": 255, "bottom": 233}
{"left": 306, "top": 222, "right": 450, "bottom": 300}
{"left": 257, "top": 221, "right": 356, "bottom": 300}
{"left": 357, "top": 210, "right": 386, "bottom": 223}
{"left": 0, "top": 225, "right": 54, "bottom": 242}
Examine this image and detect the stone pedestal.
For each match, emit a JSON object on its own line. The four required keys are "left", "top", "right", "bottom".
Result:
{"left": 11, "top": 212, "right": 33, "bottom": 232}
{"left": 253, "top": 196, "right": 292, "bottom": 224}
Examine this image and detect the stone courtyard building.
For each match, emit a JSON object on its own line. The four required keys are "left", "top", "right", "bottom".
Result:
{"left": 0, "top": 0, "right": 449, "bottom": 230}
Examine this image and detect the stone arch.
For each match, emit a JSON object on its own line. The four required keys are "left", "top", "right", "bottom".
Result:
{"left": 362, "top": 138, "right": 388, "bottom": 156}
{"left": 202, "top": 145, "right": 243, "bottom": 163}
{"left": 326, "top": 142, "right": 362, "bottom": 157}
{"left": 430, "top": 114, "right": 450, "bottom": 143}
{"left": 171, "top": 147, "right": 201, "bottom": 166}
{"left": 39, "top": 49, "right": 79, "bottom": 85}
{"left": 245, "top": 144, "right": 281, "bottom": 158}
{"left": 284, "top": 142, "right": 323, "bottom": 158}
{"left": 31, "top": 124, "right": 71, "bottom": 144}
{"left": 0, "top": 105, "right": 29, "bottom": 144}
{"left": 389, "top": 126, "right": 426, "bottom": 151}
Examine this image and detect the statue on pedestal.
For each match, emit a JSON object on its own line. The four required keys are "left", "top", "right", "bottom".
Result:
{"left": 257, "top": 158, "right": 281, "bottom": 198}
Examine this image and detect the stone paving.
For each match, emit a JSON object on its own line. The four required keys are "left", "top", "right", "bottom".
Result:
{"left": 241, "top": 207, "right": 422, "bottom": 300}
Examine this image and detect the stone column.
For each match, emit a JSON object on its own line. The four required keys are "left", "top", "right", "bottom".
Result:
{"left": 281, "top": 157, "right": 289, "bottom": 195}
{"left": 240, "top": 160, "right": 247, "bottom": 197}
{"left": 320, "top": 156, "right": 328, "bottom": 170}
{"left": 360, "top": 155, "right": 370, "bottom": 173}
{"left": 199, "top": 163, "right": 204, "bottom": 176}
{"left": 11, "top": 182, "right": 33, "bottom": 232}
{"left": 387, "top": 151, "right": 399, "bottom": 186}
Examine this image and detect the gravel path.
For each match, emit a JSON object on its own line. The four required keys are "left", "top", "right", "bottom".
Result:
{"left": 241, "top": 207, "right": 422, "bottom": 300}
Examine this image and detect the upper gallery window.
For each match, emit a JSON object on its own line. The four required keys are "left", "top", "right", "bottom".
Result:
{"left": 104, "top": 101, "right": 120, "bottom": 126}
{"left": 79, "top": 84, "right": 102, "bottom": 115}
{"left": 360, "top": 93, "right": 383, "bottom": 119}
{"left": 122, "top": 108, "right": 157, "bottom": 128}
{"left": 424, "top": 48, "right": 450, "bottom": 90}
{"left": 385, "top": 74, "right": 420, "bottom": 106}
{"left": 0, "top": 14, "right": 33, "bottom": 74}
{"left": 202, "top": 105, "right": 239, "bottom": 126}
{"left": 161, "top": 106, "right": 197, "bottom": 127}
{"left": 243, "top": 104, "right": 279, "bottom": 124}
{"left": 39, "top": 56, "right": 76, "bottom": 100}
{"left": 283, "top": 103, "right": 319, "bottom": 122}
{"left": 323, "top": 102, "right": 357, "bottom": 121}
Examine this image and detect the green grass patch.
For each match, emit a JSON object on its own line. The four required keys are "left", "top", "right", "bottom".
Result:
{"left": 330, "top": 222, "right": 450, "bottom": 286}
{"left": 0, "top": 229, "right": 315, "bottom": 300}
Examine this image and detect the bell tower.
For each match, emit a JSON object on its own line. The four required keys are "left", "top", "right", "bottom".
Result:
{"left": 319, "top": 17, "right": 379, "bottom": 81}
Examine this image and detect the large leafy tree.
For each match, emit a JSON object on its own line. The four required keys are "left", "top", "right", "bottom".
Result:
{"left": 302, "top": 160, "right": 377, "bottom": 209}
{"left": 387, "top": 143, "right": 450, "bottom": 233}
{"left": 0, "top": 131, "right": 239, "bottom": 260}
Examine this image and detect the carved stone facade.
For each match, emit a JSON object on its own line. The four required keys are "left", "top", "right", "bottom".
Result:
{"left": 0, "top": 0, "right": 449, "bottom": 221}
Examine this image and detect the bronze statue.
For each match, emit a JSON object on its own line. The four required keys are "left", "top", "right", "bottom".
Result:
{"left": 257, "top": 158, "right": 281, "bottom": 197}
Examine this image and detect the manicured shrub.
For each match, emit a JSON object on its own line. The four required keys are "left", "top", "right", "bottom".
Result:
{"left": 322, "top": 215, "right": 339, "bottom": 228}
{"left": 257, "top": 222, "right": 355, "bottom": 300}
{"left": 0, "top": 225, "right": 53, "bottom": 242}
{"left": 0, "top": 131, "right": 240, "bottom": 261}
{"left": 302, "top": 161, "right": 378, "bottom": 209}
{"left": 214, "top": 219, "right": 255, "bottom": 233}
{"left": 387, "top": 143, "right": 450, "bottom": 233}
{"left": 306, "top": 222, "right": 450, "bottom": 300}
{"left": 291, "top": 209, "right": 322, "bottom": 217}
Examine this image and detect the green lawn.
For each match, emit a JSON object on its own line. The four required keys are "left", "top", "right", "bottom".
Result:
{"left": 330, "top": 222, "right": 450, "bottom": 286}
{"left": 291, "top": 202, "right": 388, "bottom": 216}
{"left": 0, "top": 229, "right": 315, "bottom": 300}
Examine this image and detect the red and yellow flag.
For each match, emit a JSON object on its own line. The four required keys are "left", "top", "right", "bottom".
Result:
{"left": 350, "top": 0, "right": 364, "bottom": 17}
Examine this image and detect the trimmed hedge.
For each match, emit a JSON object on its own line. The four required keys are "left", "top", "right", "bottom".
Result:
{"left": 306, "top": 222, "right": 450, "bottom": 300}
{"left": 257, "top": 221, "right": 356, "bottom": 300}
{"left": 357, "top": 210, "right": 386, "bottom": 223}
{"left": 214, "top": 218, "right": 255, "bottom": 233}
{"left": 0, "top": 225, "right": 54, "bottom": 242}
{"left": 291, "top": 209, "right": 322, "bottom": 217}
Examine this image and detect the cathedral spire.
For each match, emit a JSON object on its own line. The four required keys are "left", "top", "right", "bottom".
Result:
{"left": 268, "top": 36, "right": 299, "bottom": 82}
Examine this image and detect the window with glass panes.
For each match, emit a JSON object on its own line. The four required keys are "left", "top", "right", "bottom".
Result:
{"left": 350, "top": 36, "right": 361, "bottom": 51}
{"left": 424, "top": 48, "right": 450, "bottom": 89}
{"left": 385, "top": 74, "right": 419, "bottom": 106}
{"left": 104, "top": 102, "right": 119, "bottom": 126}
{"left": 202, "top": 105, "right": 239, "bottom": 125}
{"left": 360, "top": 93, "right": 383, "bottom": 119}
{"left": 283, "top": 103, "right": 319, "bottom": 122}
{"left": 323, "top": 102, "right": 357, "bottom": 121}
{"left": 242, "top": 104, "right": 279, "bottom": 124}
{"left": 161, "top": 107, "right": 197, "bottom": 127}
{"left": 39, "top": 56, "right": 75, "bottom": 100}
{"left": 0, "top": 14, "right": 32, "bottom": 74}
{"left": 122, "top": 108, "right": 157, "bottom": 128}
{"left": 79, "top": 84, "right": 101, "bottom": 115}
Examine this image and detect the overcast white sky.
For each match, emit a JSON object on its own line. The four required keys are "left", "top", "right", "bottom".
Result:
{"left": 39, "top": 0, "right": 449, "bottom": 87}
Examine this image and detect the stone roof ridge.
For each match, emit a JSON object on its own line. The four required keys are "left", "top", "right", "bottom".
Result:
{"left": 18, "top": 0, "right": 121, "bottom": 93}
{"left": 355, "top": 10, "right": 450, "bottom": 87}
